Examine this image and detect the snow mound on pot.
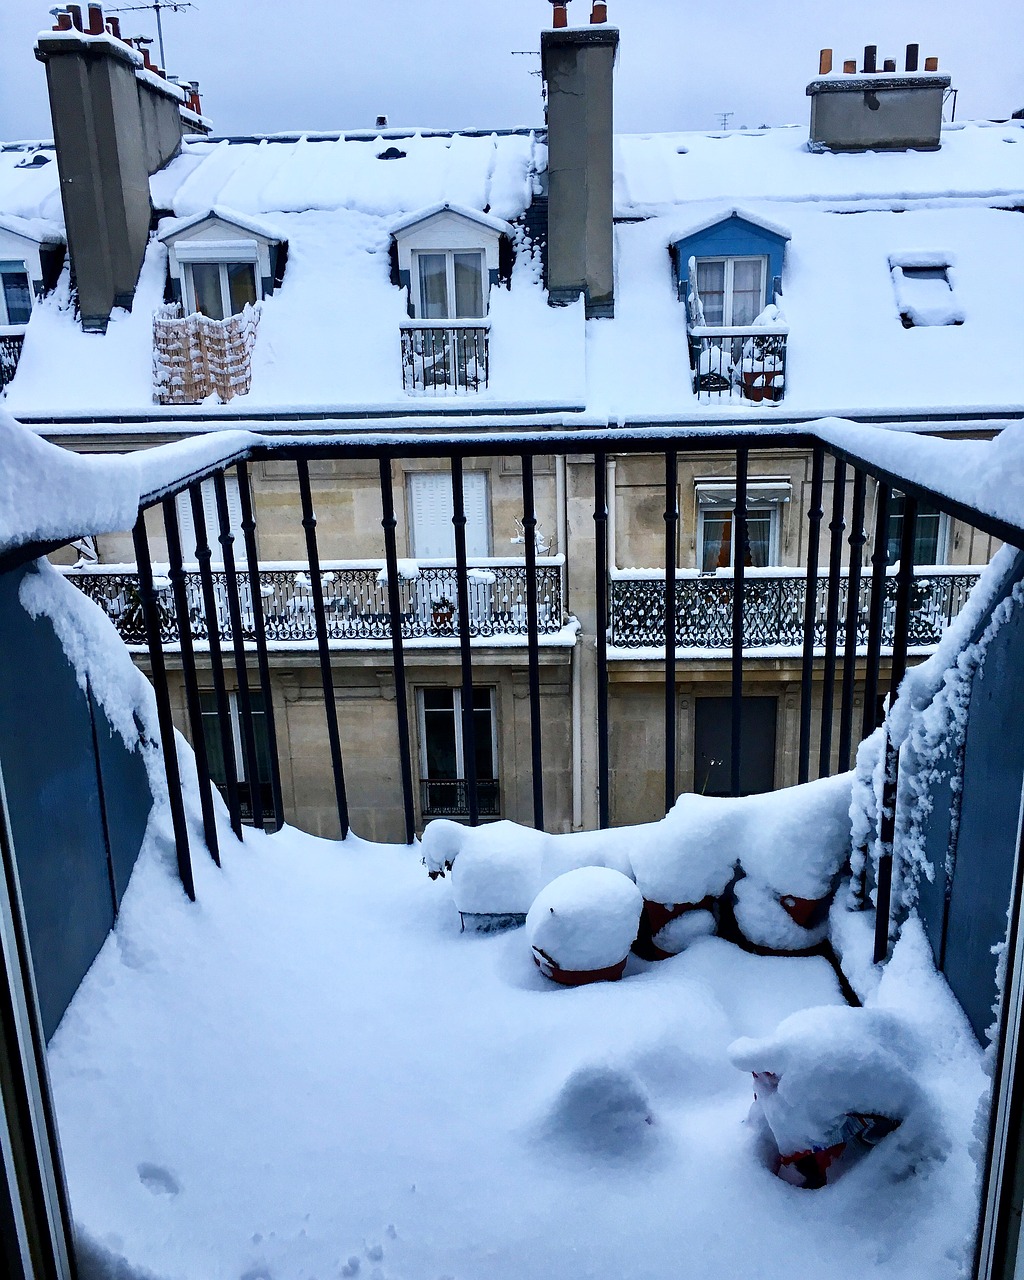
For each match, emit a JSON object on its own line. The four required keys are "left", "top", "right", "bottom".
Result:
{"left": 728, "top": 1006, "right": 942, "bottom": 1170}
{"left": 545, "top": 1064, "right": 654, "bottom": 1156}
{"left": 652, "top": 908, "right": 716, "bottom": 956}
{"left": 526, "top": 867, "right": 643, "bottom": 973}
{"left": 629, "top": 793, "right": 740, "bottom": 905}
{"left": 425, "top": 819, "right": 548, "bottom": 915}
{"left": 733, "top": 877, "right": 830, "bottom": 951}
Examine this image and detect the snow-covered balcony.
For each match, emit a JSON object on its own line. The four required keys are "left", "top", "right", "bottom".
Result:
{"left": 688, "top": 323, "right": 789, "bottom": 405}
{"left": 64, "top": 555, "right": 567, "bottom": 648}
{"left": 400, "top": 319, "right": 490, "bottom": 394}
{"left": 610, "top": 564, "right": 980, "bottom": 652}
{"left": 0, "top": 325, "right": 24, "bottom": 391}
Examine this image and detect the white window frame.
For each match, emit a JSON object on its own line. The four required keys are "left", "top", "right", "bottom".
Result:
{"left": 694, "top": 255, "right": 768, "bottom": 327}
{"left": 696, "top": 504, "right": 781, "bottom": 570}
{"left": 412, "top": 248, "right": 488, "bottom": 320}
{"left": 416, "top": 686, "right": 499, "bottom": 783}
{"left": 887, "top": 493, "right": 951, "bottom": 567}
{"left": 177, "top": 241, "right": 262, "bottom": 320}
{"left": 0, "top": 260, "right": 32, "bottom": 326}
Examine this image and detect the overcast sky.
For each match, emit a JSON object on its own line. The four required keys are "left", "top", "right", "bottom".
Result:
{"left": 1, "top": 0, "right": 1021, "bottom": 142}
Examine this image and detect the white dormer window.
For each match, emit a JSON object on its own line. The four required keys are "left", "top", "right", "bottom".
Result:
{"left": 0, "top": 263, "right": 32, "bottom": 325}
{"left": 178, "top": 243, "right": 260, "bottom": 321}
{"left": 415, "top": 250, "right": 486, "bottom": 320}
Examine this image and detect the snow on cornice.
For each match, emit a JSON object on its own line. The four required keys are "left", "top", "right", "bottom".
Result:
{"left": 665, "top": 206, "right": 792, "bottom": 244}
{"left": 0, "top": 213, "right": 64, "bottom": 245}
{"left": 390, "top": 203, "right": 515, "bottom": 237}
{"left": 157, "top": 206, "right": 286, "bottom": 243}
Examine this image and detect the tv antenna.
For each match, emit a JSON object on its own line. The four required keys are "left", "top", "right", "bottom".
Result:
{"left": 512, "top": 50, "right": 542, "bottom": 77}
{"left": 715, "top": 111, "right": 734, "bottom": 130}
{"left": 107, "top": 0, "right": 195, "bottom": 68}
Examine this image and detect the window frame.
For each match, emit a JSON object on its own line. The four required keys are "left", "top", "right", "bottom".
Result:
{"left": 182, "top": 258, "right": 261, "bottom": 321}
{"left": 416, "top": 685, "right": 499, "bottom": 819}
{"left": 198, "top": 688, "right": 275, "bottom": 825}
{"left": 693, "top": 255, "right": 768, "bottom": 328}
{"left": 0, "top": 261, "right": 32, "bottom": 326}
{"left": 411, "top": 248, "right": 488, "bottom": 321}
{"left": 696, "top": 503, "right": 781, "bottom": 571}
{"left": 407, "top": 470, "right": 491, "bottom": 559}
{"left": 885, "top": 493, "right": 951, "bottom": 567}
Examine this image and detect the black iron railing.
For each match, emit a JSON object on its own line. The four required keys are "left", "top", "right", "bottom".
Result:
{"left": 610, "top": 567, "right": 980, "bottom": 650}
{"left": 401, "top": 322, "right": 489, "bottom": 393}
{"left": 688, "top": 327, "right": 788, "bottom": 404}
{"left": 0, "top": 330, "right": 25, "bottom": 392}
{"left": 65, "top": 559, "right": 565, "bottom": 645}
{"left": 421, "top": 778, "right": 500, "bottom": 819}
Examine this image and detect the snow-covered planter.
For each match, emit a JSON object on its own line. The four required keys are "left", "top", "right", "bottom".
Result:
{"left": 526, "top": 868, "right": 643, "bottom": 986}
{"left": 423, "top": 818, "right": 548, "bottom": 929}
{"left": 729, "top": 1006, "right": 935, "bottom": 1189}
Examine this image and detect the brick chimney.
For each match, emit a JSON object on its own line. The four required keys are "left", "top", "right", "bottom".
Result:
{"left": 541, "top": 3, "right": 618, "bottom": 318}
{"left": 35, "top": 5, "right": 210, "bottom": 332}
{"left": 807, "top": 44, "right": 950, "bottom": 152}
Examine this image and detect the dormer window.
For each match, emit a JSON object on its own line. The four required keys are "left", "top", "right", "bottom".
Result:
{"left": 416, "top": 250, "right": 486, "bottom": 320}
{"left": 181, "top": 248, "right": 260, "bottom": 321}
{"left": 0, "top": 264, "right": 32, "bottom": 325}
{"left": 693, "top": 257, "right": 767, "bottom": 328}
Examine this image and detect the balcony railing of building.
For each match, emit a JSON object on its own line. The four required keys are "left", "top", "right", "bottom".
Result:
{"left": 401, "top": 320, "right": 490, "bottom": 394}
{"left": 0, "top": 328, "right": 25, "bottom": 392}
{"left": 688, "top": 327, "right": 788, "bottom": 404}
{"left": 610, "top": 565, "right": 980, "bottom": 651}
{"left": 152, "top": 302, "right": 261, "bottom": 405}
{"left": 65, "top": 557, "right": 565, "bottom": 646}
{"left": 421, "top": 778, "right": 500, "bottom": 820}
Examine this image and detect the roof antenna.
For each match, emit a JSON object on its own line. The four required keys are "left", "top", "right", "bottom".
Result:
{"left": 107, "top": 0, "right": 195, "bottom": 69}
{"left": 716, "top": 112, "right": 734, "bottom": 131}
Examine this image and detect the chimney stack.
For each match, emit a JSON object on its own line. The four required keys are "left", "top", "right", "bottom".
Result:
{"left": 807, "top": 43, "right": 950, "bottom": 153}
{"left": 35, "top": 3, "right": 210, "bottom": 330}
{"left": 541, "top": 9, "right": 618, "bottom": 317}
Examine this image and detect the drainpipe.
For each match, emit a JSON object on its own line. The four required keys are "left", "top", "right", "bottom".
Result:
{"left": 571, "top": 631, "right": 584, "bottom": 829}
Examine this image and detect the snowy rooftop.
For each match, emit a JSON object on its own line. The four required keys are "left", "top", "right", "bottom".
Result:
{"left": 2, "top": 121, "right": 1024, "bottom": 421}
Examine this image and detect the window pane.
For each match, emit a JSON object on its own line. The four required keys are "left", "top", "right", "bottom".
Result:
{"left": 731, "top": 259, "right": 763, "bottom": 326}
{"left": 226, "top": 262, "right": 257, "bottom": 315}
{"left": 199, "top": 690, "right": 227, "bottom": 787}
{"left": 887, "top": 496, "right": 943, "bottom": 565}
{"left": 423, "top": 689, "right": 458, "bottom": 779}
{"left": 696, "top": 261, "right": 725, "bottom": 326}
{"left": 2, "top": 272, "right": 32, "bottom": 325}
{"left": 472, "top": 688, "right": 495, "bottom": 780}
{"left": 702, "top": 513, "right": 731, "bottom": 571}
{"left": 190, "top": 262, "right": 224, "bottom": 320}
{"left": 745, "top": 511, "right": 772, "bottom": 567}
{"left": 418, "top": 254, "right": 449, "bottom": 319}
{"left": 453, "top": 253, "right": 484, "bottom": 318}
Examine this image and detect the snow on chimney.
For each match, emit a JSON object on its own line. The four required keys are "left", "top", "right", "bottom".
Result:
{"left": 591, "top": 2, "right": 608, "bottom": 23}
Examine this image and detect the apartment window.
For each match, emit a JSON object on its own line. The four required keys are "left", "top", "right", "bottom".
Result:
{"left": 183, "top": 259, "right": 259, "bottom": 321}
{"left": 200, "top": 689, "right": 275, "bottom": 825}
{"left": 408, "top": 471, "right": 490, "bottom": 558}
{"left": 886, "top": 494, "right": 949, "bottom": 566}
{"left": 415, "top": 250, "right": 486, "bottom": 319}
{"left": 174, "top": 475, "right": 244, "bottom": 563}
{"left": 699, "top": 507, "right": 778, "bottom": 571}
{"left": 694, "top": 257, "right": 767, "bottom": 327}
{"left": 419, "top": 687, "right": 499, "bottom": 819}
{"left": 0, "top": 262, "right": 32, "bottom": 325}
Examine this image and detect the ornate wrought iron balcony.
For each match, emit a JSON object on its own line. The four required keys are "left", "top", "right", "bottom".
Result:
{"left": 688, "top": 326, "right": 788, "bottom": 405}
{"left": 401, "top": 321, "right": 489, "bottom": 393}
{"left": 609, "top": 566, "right": 980, "bottom": 651}
{"left": 0, "top": 329, "right": 25, "bottom": 392}
{"left": 65, "top": 558, "right": 565, "bottom": 647}
{"left": 420, "top": 778, "right": 500, "bottom": 820}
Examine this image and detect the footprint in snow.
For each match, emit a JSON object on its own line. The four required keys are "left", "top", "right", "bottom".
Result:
{"left": 136, "top": 1163, "right": 180, "bottom": 1197}
{"left": 341, "top": 1258, "right": 360, "bottom": 1277}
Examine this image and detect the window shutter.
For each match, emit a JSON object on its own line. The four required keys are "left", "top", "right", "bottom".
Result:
{"left": 174, "top": 490, "right": 198, "bottom": 562}
{"left": 173, "top": 477, "right": 242, "bottom": 564}
{"left": 409, "top": 472, "right": 490, "bottom": 558}
{"left": 463, "top": 473, "right": 490, "bottom": 557}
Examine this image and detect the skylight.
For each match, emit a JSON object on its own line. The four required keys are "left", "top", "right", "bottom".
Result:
{"left": 889, "top": 258, "right": 964, "bottom": 328}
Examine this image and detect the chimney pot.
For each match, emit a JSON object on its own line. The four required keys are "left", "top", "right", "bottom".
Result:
{"left": 106, "top": 14, "right": 121, "bottom": 38}
{"left": 54, "top": 10, "right": 73, "bottom": 30}
{"left": 819, "top": 48, "right": 833, "bottom": 75}
{"left": 86, "top": 3, "right": 104, "bottom": 35}
{"left": 66, "top": 4, "right": 83, "bottom": 30}
{"left": 905, "top": 43, "right": 919, "bottom": 72}
{"left": 590, "top": 1, "right": 607, "bottom": 22}
{"left": 924, "top": 55, "right": 939, "bottom": 71}
{"left": 883, "top": 58, "right": 896, "bottom": 72}
{"left": 842, "top": 60, "right": 856, "bottom": 74}
{"left": 863, "top": 44, "right": 877, "bottom": 74}
{"left": 551, "top": 1, "right": 569, "bottom": 29}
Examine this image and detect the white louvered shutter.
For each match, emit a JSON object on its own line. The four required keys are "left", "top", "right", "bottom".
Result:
{"left": 173, "top": 476, "right": 243, "bottom": 564}
{"left": 409, "top": 472, "right": 490, "bottom": 558}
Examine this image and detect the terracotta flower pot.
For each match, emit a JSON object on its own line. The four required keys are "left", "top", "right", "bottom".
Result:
{"left": 531, "top": 946, "right": 627, "bottom": 986}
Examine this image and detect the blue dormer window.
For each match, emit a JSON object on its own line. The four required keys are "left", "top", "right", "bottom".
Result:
{"left": 672, "top": 211, "right": 790, "bottom": 328}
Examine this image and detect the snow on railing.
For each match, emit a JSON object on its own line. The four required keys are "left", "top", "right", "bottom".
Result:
{"left": 0, "top": 329, "right": 25, "bottom": 393}
{"left": 687, "top": 326, "right": 788, "bottom": 405}
{"left": 401, "top": 322, "right": 490, "bottom": 394}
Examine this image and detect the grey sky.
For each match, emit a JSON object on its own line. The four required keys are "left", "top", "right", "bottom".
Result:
{"left": 1, "top": 0, "right": 1020, "bottom": 142}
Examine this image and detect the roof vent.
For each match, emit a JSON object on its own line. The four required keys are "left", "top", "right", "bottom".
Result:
{"left": 807, "top": 45, "right": 950, "bottom": 152}
{"left": 376, "top": 114, "right": 389, "bottom": 128}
